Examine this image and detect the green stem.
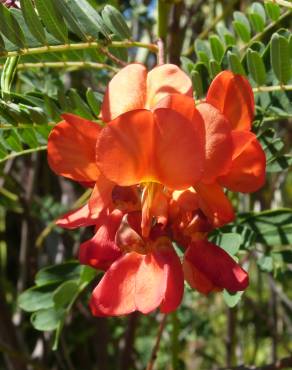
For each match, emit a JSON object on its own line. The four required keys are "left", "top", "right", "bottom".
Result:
{"left": 0, "top": 145, "right": 47, "bottom": 163}
{"left": 0, "top": 61, "right": 118, "bottom": 72}
{"left": 157, "top": 0, "right": 171, "bottom": 40}
{"left": 1, "top": 40, "right": 158, "bottom": 59}
{"left": 171, "top": 311, "right": 179, "bottom": 369}
{"left": 275, "top": 0, "right": 292, "bottom": 9}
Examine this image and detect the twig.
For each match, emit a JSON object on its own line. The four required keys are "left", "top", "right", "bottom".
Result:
{"left": 0, "top": 146, "right": 47, "bottom": 163}
{"left": 275, "top": 0, "right": 292, "bottom": 9}
{"left": 1, "top": 40, "right": 158, "bottom": 59}
{"left": 146, "top": 314, "right": 168, "bottom": 370}
{"left": 156, "top": 38, "right": 165, "bottom": 65}
{"left": 100, "top": 47, "right": 127, "bottom": 67}
{"left": 0, "top": 61, "right": 118, "bottom": 72}
{"left": 119, "top": 312, "right": 139, "bottom": 370}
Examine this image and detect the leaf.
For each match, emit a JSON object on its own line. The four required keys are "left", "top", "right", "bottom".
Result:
{"left": 34, "top": 0, "right": 68, "bottom": 43}
{"left": 227, "top": 51, "right": 246, "bottom": 75}
{"left": 68, "top": 89, "right": 94, "bottom": 119}
{"left": 65, "top": 0, "right": 110, "bottom": 40}
{"left": 223, "top": 290, "right": 243, "bottom": 308}
{"left": 257, "top": 255, "right": 273, "bottom": 272}
{"left": 1, "top": 56, "right": 19, "bottom": 100}
{"left": 191, "top": 70, "right": 204, "bottom": 99}
{"left": 247, "top": 49, "right": 266, "bottom": 85}
{"left": 52, "top": 0, "right": 87, "bottom": 41}
{"left": 249, "top": 3, "right": 266, "bottom": 33}
{"left": 79, "top": 265, "right": 96, "bottom": 285}
{"left": 270, "top": 33, "right": 292, "bottom": 84}
{"left": 53, "top": 280, "right": 79, "bottom": 308}
{"left": 209, "top": 59, "right": 221, "bottom": 78}
{"left": 31, "top": 308, "right": 66, "bottom": 331}
{"left": 18, "top": 283, "right": 59, "bottom": 312}
{"left": 86, "top": 88, "right": 102, "bottom": 117}
{"left": 216, "top": 24, "right": 236, "bottom": 46}
{"left": 233, "top": 11, "right": 251, "bottom": 42}
{"left": 212, "top": 233, "right": 243, "bottom": 256}
{"left": 209, "top": 35, "right": 225, "bottom": 63}
{"left": 35, "top": 261, "right": 83, "bottom": 286}
{"left": 239, "top": 209, "right": 292, "bottom": 246}
{"left": 265, "top": 1, "right": 281, "bottom": 22}
{"left": 20, "top": 0, "right": 47, "bottom": 44}
{"left": 0, "top": 4, "right": 26, "bottom": 48}
{"left": 102, "top": 5, "right": 131, "bottom": 39}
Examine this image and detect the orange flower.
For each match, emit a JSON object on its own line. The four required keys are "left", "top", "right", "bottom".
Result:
{"left": 156, "top": 71, "right": 266, "bottom": 227}
{"left": 101, "top": 63, "right": 193, "bottom": 121}
{"left": 89, "top": 213, "right": 184, "bottom": 316}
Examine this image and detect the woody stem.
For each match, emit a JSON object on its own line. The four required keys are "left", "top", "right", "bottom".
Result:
{"left": 146, "top": 314, "right": 168, "bottom": 370}
{"left": 157, "top": 38, "right": 165, "bottom": 65}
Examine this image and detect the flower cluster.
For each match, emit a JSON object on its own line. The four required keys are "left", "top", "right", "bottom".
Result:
{"left": 47, "top": 64, "right": 266, "bottom": 316}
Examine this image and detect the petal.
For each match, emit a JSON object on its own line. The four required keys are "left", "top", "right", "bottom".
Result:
{"left": 218, "top": 131, "right": 266, "bottom": 193}
{"left": 194, "top": 182, "right": 235, "bottom": 227}
{"left": 184, "top": 240, "right": 249, "bottom": 293}
{"left": 197, "top": 103, "right": 233, "bottom": 182}
{"left": 79, "top": 210, "right": 123, "bottom": 270}
{"left": 96, "top": 108, "right": 205, "bottom": 188}
{"left": 135, "top": 252, "right": 167, "bottom": 314}
{"left": 56, "top": 203, "right": 100, "bottom": 229}
{"left": 101, "top": 63, "right": 147, "bottom": 121}
{"left": 183, "top": 256, "right": 219, "bottom": 294}
{"left": 206, "top": 71, "right": 254, "bottom": 131}
{"left": 156, "top": 240, "right": 184, "bottom": 313}
{"left": 88, "top": 174, "right": 114, "bottom": 218}
{"left": 146, "top": 64, "right": 193, "bottom": 108}
{"left": 90, "top": 252, "right": 143, "bottom": 316}
{"left": 47, "top": 113, "right": 101, "bottom": 182}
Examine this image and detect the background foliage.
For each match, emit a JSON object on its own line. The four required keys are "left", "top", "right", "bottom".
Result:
{"left": 0, "top": 0, "right": 291, "bottom": 369}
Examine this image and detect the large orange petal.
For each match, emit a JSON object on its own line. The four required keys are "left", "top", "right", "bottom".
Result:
{"left": 197, "top": 103, "right": 233, "bottom": 182}
{"left": 101, "top": 63, "right": 147, "bottom": 122}
{"left": 184, "top": 241, "right": 249, "bottom": 293}
{"left": 206, "top": 71, "right": 254, "bottom": 131}
{"left": 56, "top": 204, "right": 100, "bottom": 229}
{"left": 79, "top": 210, "right": 123, "bottom": 270}
{"left": 157, "top": 241, "right": 184, "bottom": 313}
{"left": 135, "top": 253, "right": 167, "bottom": 314}
{"left": 96, "top": 109, "right": 205, "bottom": 189}
{"left": 194, "top": 182, "right": 235, "bottom": 227}
{"left": 146, "top": 64, "right": 193, "bottom": 108}
{"left": 90, "top": 252, "right": 143, "bottom": 316}
{"left": 154, "top": 93, "right": 197, "bottom": 120}
{"left": 47, "top": 113, "right": 101, "bottom": 182}
{"left": 88, "top": 174, "right": 114, "bottom": 218}
{"left": 218, "top": 131, "right": 266, "bottom": 193}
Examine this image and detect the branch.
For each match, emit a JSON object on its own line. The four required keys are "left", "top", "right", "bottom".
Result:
{"left": 1, "top": 40, "right": 158, "bottom": 58}
{"left": 0, "top": 61, "right": 118, "bottom": 72}
{"left": 253, "top": 84, "right": 292, "bottom": 93}
{"left": 275, "top": 0, "right": 292, "bottom": 9}
{"left": 146, "top": 314, "right": 168, "bottom": 370}
{"left": 0, "top": 145, "right": 47, "bottom": 163}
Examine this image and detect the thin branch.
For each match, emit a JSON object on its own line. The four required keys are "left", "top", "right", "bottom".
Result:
{"left": 100, "top": 47, "right": 127, "bottom": 67}
{"left": 1, "top": 40, "right": 158, "bottom": 59}
{"left": 0, "top": 145, "right": 47, "bottom": 163}
{"left": 157, "top": 38, "right": 165, "bottom": 65}
{"left": 0, "top": 61, "right": 118, "bottom": 72}
{"left": 275, "top": 0, "right": 292, "bottom": 9}
{"left": 146, "top": 314, "right": 168, "bottom": 370}
{"left": 252, "top": 84, "right": 292, "bottom": 93}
